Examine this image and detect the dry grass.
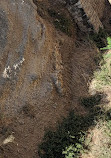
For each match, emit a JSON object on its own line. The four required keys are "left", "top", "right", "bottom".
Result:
{"left": 82, "top": 120, "right": 111, "bottom": 158}
{"left": 82, "top": 49, "right": 111, "bottom": 158}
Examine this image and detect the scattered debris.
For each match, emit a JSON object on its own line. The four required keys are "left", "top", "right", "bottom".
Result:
{"left": 3, "top": 135, "right": 15, "bottom": 145}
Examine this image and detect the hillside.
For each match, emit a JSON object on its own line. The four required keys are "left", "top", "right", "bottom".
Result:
{"left": 0, "top": 0, "right": 111, "bottom": 158}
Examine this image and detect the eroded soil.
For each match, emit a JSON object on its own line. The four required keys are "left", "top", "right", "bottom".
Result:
{"left": 0, "top": 0, "right": 110, "bottom": 158}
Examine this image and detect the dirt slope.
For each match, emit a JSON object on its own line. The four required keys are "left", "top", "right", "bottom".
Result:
{"left": 0, "top": 0, "right": 105, "bottom": 158}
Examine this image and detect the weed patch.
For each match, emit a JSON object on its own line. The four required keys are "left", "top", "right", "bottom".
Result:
{"left": 93, "top": 51, "right": 111, "bottom": 89}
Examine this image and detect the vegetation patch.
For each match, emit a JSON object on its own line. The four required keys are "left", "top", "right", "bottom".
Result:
{"left": 93, "top": 53, "right": 111, "bottom": 89}
{"left": 48, "top": 9, "right": 73, "bottom": 36}
{"left": 89, "top": 28, "right": 107, "bottom": 49}
{"left": 80, "top": 93, "right": 103, "bottom": 108}
{"left": 38, "top": 110, "right": 102, "bottom": 158}
{"left": 38, "top": 96, "right": 111, "bottom": 158}
{"left": 105, "top": 110, "right": 111, "bottom": 137}
{"left": 100, "top": 37, "right": 111, "bottom": 50}
{"left": 90, "top": 36, "right": 111, "bottom": 90}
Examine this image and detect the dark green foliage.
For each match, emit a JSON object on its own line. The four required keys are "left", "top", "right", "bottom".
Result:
{"left": 48, "top": 9, "right": 72, "bottom": 36}
{"left": 90, "top": 28, "right": 107, "bottom": 49}
{"left": 80, "top": 93, "right": 103, "bottom": 108}
{"left": 100, "top": 37, "right": 111, "bottom": 50}
{"left": 105, "top": 109, "right": 111, "bottom": 121}
{"left": 62, "top": 143, "right": 84, "bottom": 158}
{"left": 38, "top": 111, "right": 97, "bottom": 158}
{"left": 48, "top": 9, "right": 58, "bottom": 18}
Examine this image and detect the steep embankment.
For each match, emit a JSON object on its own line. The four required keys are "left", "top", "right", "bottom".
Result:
{"left": 0, "top": 0, "right": 75, "bottom": 157}
{"left": 0, "top": 0, "right": 104, "bottom": 158}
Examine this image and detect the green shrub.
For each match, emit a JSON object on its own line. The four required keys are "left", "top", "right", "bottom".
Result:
{"left": 80, "top": 94, "right": 102, "bottom": 108}
{"left": 62, "top": 145, "right": 76, "bottom": 158}
{"left": 100, "top": 37, "right": 111, "bottom": 50}
{"left": 38, "top": 111, "right": 97, "bottom": 158}
{"left": 89, "top": 28, "right": 107, "bottom": 48}
{"left": 62, "top": 137, "right": 85, "bottom": 158}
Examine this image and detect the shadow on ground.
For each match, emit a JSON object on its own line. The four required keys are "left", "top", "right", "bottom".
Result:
{"left": 38, "top": 92, "right": 111, "bottom": 158}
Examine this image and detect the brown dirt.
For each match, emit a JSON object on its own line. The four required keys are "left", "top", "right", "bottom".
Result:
{"left": 0, "top": 36, "right": 98, "bottom": 158}
{"left": 0, "top": 1, "right": 102, "bottom": 158}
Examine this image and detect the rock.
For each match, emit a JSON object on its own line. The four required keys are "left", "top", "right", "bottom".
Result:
{"left": 109, "top": 0, "right": 111, "bottom": 4}
{"left": 3, "top": 135, "right": 15, "bottom": 145}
